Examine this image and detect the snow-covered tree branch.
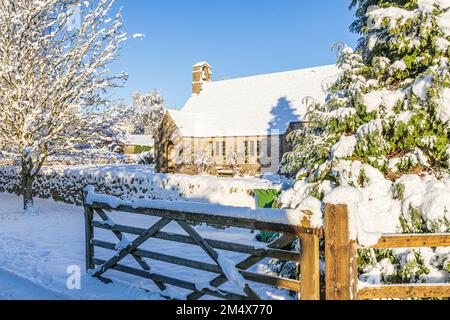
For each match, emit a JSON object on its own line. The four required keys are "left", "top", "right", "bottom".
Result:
{"left": 0, "top": 0, "right": 128, "bottom": 210}
{"left": 126, "top": 90, "right": 166, "bottom": 136}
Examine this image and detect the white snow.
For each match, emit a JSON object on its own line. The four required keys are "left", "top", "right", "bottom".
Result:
{"left": 389, "top": 60, "right": 407, "bottom": 73}
{"left": 368, "top": 1, "right": 450, "bottom": 33}
{"left": 85, "top": 186, "right": 311, "bottom": 228}
{"left": 438, "top": 0, "right": 450, "bottom": 10}
{"left": 118, "top": 135, "right": 154, "bottom": 147}
{"left": 331, "top": 135, "right": 357, "bottom": 159}
{"left": 405, "top": 148, "right": 430, "bottom": 167}
{"left": 367, "top": 6, "right": 416, "bottom": 30}
{"left": 296, "top": 196, "right": 323, "bottom": 228}
{"left": 360, "top": 242, "right": 450, "bottom": 287}
{"left": 279, "top": 171, "right": 401, "bottom": 246}
{"left": 362, "top": 89, "right": 405, "bottom": 114}
{"left": 367, "top": 0, "right": 450, "bottom": 40}
{"left": 85, "top": 185, "right": 127, "bottom": 209}
{"left": 114, "top": 237, "right": 132, "bottom": 253}
{"left": 161, "top": 285, "right": 187, "bottom": 300}
{"left": 325, "top": 107, "right": 357, "bottom": 121}
{"left": 195, "top": 281, "right": 219, "bottom": 292}
{"left": 0, "top": 164, "right": 286, "bottom": 208}
{"left": 437, "top": 10, "right": 450, "bottom": 36}
{"left": 101, "top": 218, "right": 116, "bottom": 228}
{"left": 0, "top": 193, "right": 163, "bottom": 300}
{"left": 356, "top": 119, "right": 383, "bottom": 137}
{"left": 193, "top": 61, "right": 211, "bottom": 68}
{"left": 324, "top": 186, "right": 364, "bottom": 206}
{"left": 359, "top": 266, "right": 382, "bottom": 285}
{"left": 362, "top": 90, "right": 385, "bottom": 113}
{"left": 276, "top": 178, "right": 335, "bottom": 229}
{"left": 0, "top": 268, "right": 64, "bottom": 300}
{"left": 169, "top": 65, "right": 340, "bottom": 137}
{"left": 436, "top": 87, "right": 450, "bottom": 123}
{"left": 413, "top": 76, "right": 433, "bottom": 100}
{"left": 324, "top": 164, "right": 402, "bottom": 245}
{"left": 217, "top": 255, "right": 247, "bottom": 293}
{"left": 417, "top": 181, "right": 450, "bottom": 226}
{"left": 395, "top": 111, "right": 414, "bottom": 124}
{"left": 367, "top": 36, "right": 378, "bottom": 51}
{"left": 435, "top": 37, "right": 450, "bottom": 52}
{"left": 131, "top": 33, "right": 145, "bottom": 40}
{"left": 324, "top": 183, "right": 397, "bottom": 247}
{"left": 382, "top": 90, "right": 406, "bottom": 113}
{"left": 321, "top": 166, "right": 450, "bottom": 247}
{"left": 418, "top": 0, "right": 450, "bottom": 12}
{"left": 342, "top": 46, "right": 354, "bottom": 55}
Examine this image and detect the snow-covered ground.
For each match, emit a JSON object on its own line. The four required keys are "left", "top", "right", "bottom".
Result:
{"left": 0, "top": 193, "right": 291, "bottom": 300}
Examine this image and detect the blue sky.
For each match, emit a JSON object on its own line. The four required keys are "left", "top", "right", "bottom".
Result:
{"left": 112, "top": 0, "right": 358, "bottom": 108}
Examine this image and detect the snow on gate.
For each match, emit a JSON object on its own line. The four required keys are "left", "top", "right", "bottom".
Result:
{"left": 84, "top": 188, "right": 322, "bottom": 300}
{"left": 84, "top": 189, "right": 450, "bottom": 301}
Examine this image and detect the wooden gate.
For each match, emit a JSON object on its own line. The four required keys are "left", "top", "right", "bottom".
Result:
{"left": 84, "top": 198, "right": 322, "bottom": 300}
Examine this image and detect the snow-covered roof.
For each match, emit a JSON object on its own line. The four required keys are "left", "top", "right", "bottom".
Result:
{"left": 119, "top": 135, "right": 154, "bottom": 147}
{"left": 193, "top": 61, "right": 210, "bottom": 67}
{"left": 169, "top": 64, "right": 340, "bottom": 138}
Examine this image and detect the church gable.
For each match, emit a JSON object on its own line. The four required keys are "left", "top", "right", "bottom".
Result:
{"left": 173, "top": 62, "right": 340, "bottom": 138}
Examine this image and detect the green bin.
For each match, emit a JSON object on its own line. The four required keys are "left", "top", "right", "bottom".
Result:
{"left": 254, "top": 189, "right": 281, "bottom": 243}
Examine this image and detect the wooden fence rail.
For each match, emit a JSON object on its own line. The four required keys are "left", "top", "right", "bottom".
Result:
{"left": 84, "top": 199, "right": 322, "bottom": 301}
{"left": 324, "top": 204, "right": 450, "bottom": 300}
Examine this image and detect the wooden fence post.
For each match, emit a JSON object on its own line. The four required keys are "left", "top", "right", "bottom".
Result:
{"left": 84, "top": 206, "right": 95, "bottom": 271}
{"left": 300, "top": 234, "right": 320, "bottom": 300}
{"left": 325, "top": 204, "right": 358, "bottom": 300}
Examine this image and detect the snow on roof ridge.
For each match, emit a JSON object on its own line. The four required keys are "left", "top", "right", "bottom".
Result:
{"left": 208, "top": 64, "right": 337, "bottom": 85}
{"left": 193, "top": 61, "right": 211, "bottom": 67}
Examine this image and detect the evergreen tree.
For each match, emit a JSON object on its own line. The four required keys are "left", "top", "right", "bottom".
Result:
{"left": 349, "top": 1, "right": 413, "bottom": 36}
{"left": 279, "top": 0, "right": 450, "bottom": 288}
{"left": 284, "top": 0, "right": 450, "bottom": 180}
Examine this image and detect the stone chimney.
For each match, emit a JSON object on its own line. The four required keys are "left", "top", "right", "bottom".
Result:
{"left": 192, "top": 61, "right": 212, "bottom": 95}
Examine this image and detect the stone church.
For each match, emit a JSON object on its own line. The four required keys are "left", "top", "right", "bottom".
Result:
{"left": 154, "top": 61, "right": 339, "bottom": 176}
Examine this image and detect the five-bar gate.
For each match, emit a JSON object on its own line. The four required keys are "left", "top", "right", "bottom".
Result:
{"left": 84, "top": 198, "right": 322, "bottom": 300}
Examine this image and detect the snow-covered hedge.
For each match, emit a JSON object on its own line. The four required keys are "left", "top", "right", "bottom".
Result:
{"left": 0, "top": 165, "right": 284, "bottom": 207}
{"left": 1, "top": 150, "right": 147, "bottom": 167}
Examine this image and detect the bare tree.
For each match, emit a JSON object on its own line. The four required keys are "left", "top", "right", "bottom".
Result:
{"left": 193, "top": 152, "right": 213, "bottom": 175}
{"left": 128, "top": 90, "right": 166, "bottom": 136}
{"left": 0, "top": 0, "right": 128, "bottom": 211}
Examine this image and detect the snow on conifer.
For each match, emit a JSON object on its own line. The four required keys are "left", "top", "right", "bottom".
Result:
{"left": 281, "top": 0, "right": 450, "bottom": 285}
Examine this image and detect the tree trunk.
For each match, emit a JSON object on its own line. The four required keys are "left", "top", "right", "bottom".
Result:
{"left": 22, "top": 172, "right": 34, "bottom": 212}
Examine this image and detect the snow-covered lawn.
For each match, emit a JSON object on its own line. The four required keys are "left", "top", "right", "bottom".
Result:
{"left": 0, "top": 193, "right": 291, "bottom": 300}
{"left": 0, "top": 193, "right": 162, "bottom": 300}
